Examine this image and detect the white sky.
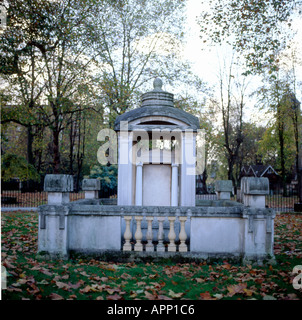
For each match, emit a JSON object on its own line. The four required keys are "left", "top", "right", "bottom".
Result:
{"left": 183, "top": 0, "right": 302, "bottom": 126}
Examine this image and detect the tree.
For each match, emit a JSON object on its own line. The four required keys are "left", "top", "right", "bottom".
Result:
{"left": 235, "top": 122, "right": 267, "bottom": 184}
{"left": 1, "top": 153, "right": 40, "bottom": 182}
{"left": 213, "top": 55, "right": 248, "bottom": 191}
{"left": 280, "top": 91, "right": 301, "bottom": 200}
{"left": 198, "top": 0, "right": 301, "bottom": 75}
{"left": 0, "top": 0, "right": 103, "bottom": 173}
{"left": 256, "top": 80, "right": 298, "bottom": 195}
{"left": 90, "top": 0, "right": 188, "bottom": 127}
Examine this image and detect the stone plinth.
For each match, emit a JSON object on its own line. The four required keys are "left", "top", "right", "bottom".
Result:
{"left": 44, "top": 174, "right": 73, "bottom": 204}
{"left": 242, "top": 177, "right": 269, "bottom": 208}
{"left": 215, "top": 180, "right": 232, "bottom": 200}
{"left": 82, "top": 179, "right": 101, "bottom": 199}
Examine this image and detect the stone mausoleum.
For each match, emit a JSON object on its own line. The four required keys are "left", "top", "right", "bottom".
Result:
{"left": 38, "top": 79, "right": 276, "bottom": 264}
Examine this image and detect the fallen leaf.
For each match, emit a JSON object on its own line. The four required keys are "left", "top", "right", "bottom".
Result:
{"left": 243, "top": 288, "right": 254, "bottom": 297}
{"left": 168, "top": 289, "right": 184, "bottom": 299}
{"left": 107, "top": 293, "right": 123, "bottom": 300}
{"left": 227, "top": 283, "right": 247, "bottom": 297}
{"left": 49, "top": 293, "right": 64, "bottom": 300}
{"left": 144, "top": 291, "right": 157, "bottom": 300}
{"left": 287, "top": 293, "right": 298, "bottom": 300}
{"left": 7, "top": 287, "right": 22, "bottom": 293}
{"left": 56, "top": 281, "right": 70, "bottom": 290}
{"left": 106, "top": 288, "right": 116, "bottom": 295}
{"left": 68, "top": 280, "right": 84, "bottom": 289}
{"left": 213, "top": 293, "right": 224, "bottom": 299}
{"left": 37, "top": 280, "right": 49, "bottom": 285}
{"left": 121, "top": 273, "right": 132, "bottom": 280}
{"left": 200, "top": 291, "right": 216, "bottom": 300}
{"left": 158, "top": 295, "right": 173, "bottom": 300}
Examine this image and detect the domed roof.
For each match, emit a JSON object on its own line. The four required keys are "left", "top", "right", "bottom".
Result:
{"left": 114, "top": 78, "right": 199, "bottom": 131}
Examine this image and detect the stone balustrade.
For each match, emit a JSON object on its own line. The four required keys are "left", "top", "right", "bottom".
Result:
{"left": 122, "top": 215, "right": 188, "bottom": 253}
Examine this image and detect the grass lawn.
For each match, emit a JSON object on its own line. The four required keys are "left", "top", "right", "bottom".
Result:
{"left": 1, "top": 211, "right": 302, "bottom": 300}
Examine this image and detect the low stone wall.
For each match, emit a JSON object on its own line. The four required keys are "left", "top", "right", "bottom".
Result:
{"left": 38, "top": 200, "right": 275, "bottom": 263}
{"left": 37, "top": 175, "right": 276, "bottom": 264}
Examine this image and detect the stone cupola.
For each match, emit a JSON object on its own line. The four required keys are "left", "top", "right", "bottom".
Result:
{"left": 114, "top": 78, "right": 199, "bottom": 207}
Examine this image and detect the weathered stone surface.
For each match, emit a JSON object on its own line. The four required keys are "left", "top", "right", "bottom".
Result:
{"left": 82, "top": 179, "right": 101, "bottom": 191}
{"left": 44, "top": 174, "right": 73, "bottom": 192}
{"left": 215, "top": 180, "right": 233, "bottom": 192}
{"left": 38, "top": 205, "right": 69, "bottom": 259}
{"left": 114, "top": 78, "right": 199, "bottom": 131}
{"left": 244, "top": 177, "right": 269, "bottom": 195}
{"left": 114, "top": 105, "right": 199, "bottom": 131}
{"left": 141, "top": 78, "right": 174, "bottom": 108}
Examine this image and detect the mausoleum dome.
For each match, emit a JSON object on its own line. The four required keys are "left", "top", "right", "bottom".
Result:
{"left": 114, "top": 78, "right": 199, "bottom": 131}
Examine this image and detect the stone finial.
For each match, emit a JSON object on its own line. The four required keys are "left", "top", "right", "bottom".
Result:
{"left": 153, "top": 78, "right": 163, "bottom": 91}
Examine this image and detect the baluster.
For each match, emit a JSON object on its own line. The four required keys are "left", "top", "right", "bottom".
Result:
{"left": 123, "top": 216, "right": 132, "bottom": 251}
{"left": 178, "top": 216, "right": 188, "bottom": 252}
{"left": 145, "top": 216, "right": 154, "bottom": 252}
{"left": 134, "top": 216, "right": 143, "bottom": 251}
{"left": 157, "top": 217, "right": 165, "bottom": 252}
{"left": 168, "top": 217, "right": 176, "bottom": 252}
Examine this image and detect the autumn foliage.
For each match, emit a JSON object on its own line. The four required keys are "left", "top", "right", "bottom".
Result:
{"left": 1, "top": 212, "right": 302, "bottom": 300}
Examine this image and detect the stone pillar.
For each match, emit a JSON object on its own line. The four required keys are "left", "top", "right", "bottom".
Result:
{"left": 82, "top": 179, "right": 101, "bottom": 199}
{"left": 215, "top": 180, "right": 232, "bottom": 200}
{"left": 135, "top": 162, "right": 143, "bottom": 206}
{"left": 180, "top": 131, "right": 196, "bottom": 206}
{"left": 44, "top": 174, "right": 74, "bottom": 204}
{"left": 117, "top": 130, "right": 134, "bottom": 205}
{"left": 38, "top": 174, "right": 73, "bottom": 258}
{"left": 242, "top": 177, "right": 269, "bottom": 208}
{"left": 171, "top": 163, "right": 179, "bottom": 206}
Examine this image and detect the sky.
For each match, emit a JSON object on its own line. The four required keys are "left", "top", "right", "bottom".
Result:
{"left": 182, "top": 0, "right": 302, "bottom": 126}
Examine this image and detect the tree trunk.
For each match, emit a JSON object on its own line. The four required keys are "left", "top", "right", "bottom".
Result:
{"left": 200, "top": 170, "right": 208, "bottom": 194}
{"left": 27, "top": 126, "right": 34, "bottom": 166}
{"left": 277, "top": 107, "right": 287, "bottom": 197}
{"left": 53, "top": 128, "right": 60, "bottom": 174}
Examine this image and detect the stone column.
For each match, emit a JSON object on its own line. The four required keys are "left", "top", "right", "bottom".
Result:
{"left": 242, "top": 177, "right": 269, "bottom": 208}
{"left": 215, "top": 180, "right": 232, "bottom": 200}
{"left": 171, "top": 163, "right": 179, "bottom": 206}
{"left": 135, "top": 162, "right": 143, "bottom": 206}
{"left": 180, "top": 131, "right": 196, "bottom": 206}
{"left": 38, "top": 174, "right": 73, "bottom": 259}
{"left": 117, "top": 130, "right": 134, "bottom": 205}
{"left": 82, "top": 179, "right": 101, "bottom": 199}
